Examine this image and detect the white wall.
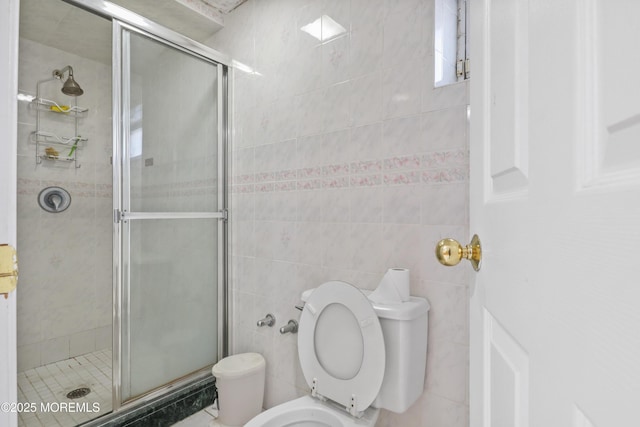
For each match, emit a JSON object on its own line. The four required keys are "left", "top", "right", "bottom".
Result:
{"left": 208, "top": 0, "right": 470, "bottom": 425}
{"left": 16, "top": 39, "right": 113, "bottom": 371}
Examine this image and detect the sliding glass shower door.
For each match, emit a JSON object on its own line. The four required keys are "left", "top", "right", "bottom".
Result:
{"left": 113, "top": 21, "right": 226, "bottom": 404}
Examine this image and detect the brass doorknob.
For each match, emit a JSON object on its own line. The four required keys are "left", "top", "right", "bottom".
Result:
{"left": 435, "top": 234, "right": 482, "bottom": 271}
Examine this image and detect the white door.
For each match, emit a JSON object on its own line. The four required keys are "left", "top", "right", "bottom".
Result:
{"left": 0, "top": 1, "right": 19, "bottom": 426}
{"left": 469, "top": 1, "right": 640, "bottom": 426}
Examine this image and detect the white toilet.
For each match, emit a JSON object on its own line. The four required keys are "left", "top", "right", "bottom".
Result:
{"left": 245, "top": 280, "right": 430, "bottom": 427}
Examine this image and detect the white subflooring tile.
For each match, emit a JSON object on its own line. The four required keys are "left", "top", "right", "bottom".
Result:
{"left": 17, "top": 349, "right": 112, "bottom": 427}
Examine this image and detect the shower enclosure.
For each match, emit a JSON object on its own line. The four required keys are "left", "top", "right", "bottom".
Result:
{"left": 16, "top": 0, "right": 228, "bottom": 425}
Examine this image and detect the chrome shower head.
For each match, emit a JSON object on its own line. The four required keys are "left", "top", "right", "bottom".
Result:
{"left": 61, "top": 75, "right": 84, "bottom": 96}
{"left": 53, "top": 65, "right": 84, "bottom": 97}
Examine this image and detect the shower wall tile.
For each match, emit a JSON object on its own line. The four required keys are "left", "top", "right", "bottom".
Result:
{"left": 70, "top": 330, "right": 96, "bottom": 357}
{"left": 16, "top": 38, "right": 113, "bottom": 370}
{"left": 423, "top": 280, "right": 469, "bottom": 346}
{"left": 382, "top": 185, "right": 422, "bottom": 224}
{"left": 382, "top": 60, "right": 425, "bottom": 119}
{"left": 321, "top": 34, "right": 351, "bottom": 87}
{"left": 41, "top": 336, "right": 69, "bottom": 366}
{"left": 95, "top": 325, "right": 112, "bottom": 351}
{"left": 386, "top": 0, "right": 429, "bottom": 58}
{"left": 209, "top": 0, "right": 470, "bottom": 424}
{"left": 16, "top": 343, "right": 40, "bottom": 373}
{"left": 382, "top": 224, "right": 425, "bottom": 284}
{"left": 421, "top": 391, "right": 469, "bottom": 427}
{"left": 324, "top": 82, "right": 352, "bottom": 133}
{"left": 422, "top": 105, "right": 469, "bottom": 150}
{"left": 422, "top": 182, "right": 469, "bottom": 225}
{"left": 349, "top": 0, "right": 384, "bottom": 78}
{"left": 425, "top": 339, "right": 469, "bottom": 403}
{"left": 350, "top": 71, "right": 383, "bottom": 127}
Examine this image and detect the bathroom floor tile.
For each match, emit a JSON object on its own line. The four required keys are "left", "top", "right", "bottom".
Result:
{"left": 171, "top": 406, "right": 218, "bottom": 426}
{"left": 17, "top": 349, "right": 112, "bottom": 427}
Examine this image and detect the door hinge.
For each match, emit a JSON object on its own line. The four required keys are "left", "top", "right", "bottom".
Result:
{"left": 456, "top": 60, "right": 464, "bottom": 78}
{"left": 0, "top": 244, "right": 18, "bottom": 299}
{"left": 456, "top": 59, "right": 470, "bottom": 80}
{"left": 220, "top": 208, "right": 228, "bottom": 222}
{"left": 114, "top": 209, "right": 122, "bottom": 223}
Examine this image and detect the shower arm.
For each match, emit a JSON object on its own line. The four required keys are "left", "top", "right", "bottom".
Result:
{"left": 35, "top": 65, "right": 77, "bottom": 100}
{"left": 52, "top": 65, "right": 74, "bottom": 80}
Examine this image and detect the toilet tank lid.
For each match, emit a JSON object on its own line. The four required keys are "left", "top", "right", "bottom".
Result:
{"left": 212, "top": 352, "right": 265, "bottom": 379}
{"left": 366, "top": 294, "right": 430, "bottom": 320}
{"left": 301, "top": 288, "right": 430, "bottom": 321}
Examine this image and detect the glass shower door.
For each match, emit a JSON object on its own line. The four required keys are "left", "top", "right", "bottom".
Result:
{"left": 114, "top": 22, "right": 226, "bottom": 403}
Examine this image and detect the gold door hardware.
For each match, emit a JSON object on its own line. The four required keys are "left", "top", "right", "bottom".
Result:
{"left": 435, "top": 234, "right": 482, "bottom": 271}
{"left": 0, "top": 244, "right": 18, "bottom": 299}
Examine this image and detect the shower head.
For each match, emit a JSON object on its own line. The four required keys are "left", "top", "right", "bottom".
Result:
{"left": 53, "top": 65, "right": 84, "bottom": 96}
{"left": 61, "top": 75, "right": 83, "bottom": 96}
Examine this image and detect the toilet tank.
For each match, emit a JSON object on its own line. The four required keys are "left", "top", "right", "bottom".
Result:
{"left": 369, "top": 296, "right": 430, "bottom": 413}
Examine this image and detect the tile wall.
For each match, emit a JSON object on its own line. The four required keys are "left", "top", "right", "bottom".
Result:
{"left": 16, "top": 38, "right": 112, "bottom": 371}
{"left": 208, "top": 0, "right": 470, "bottom": 425}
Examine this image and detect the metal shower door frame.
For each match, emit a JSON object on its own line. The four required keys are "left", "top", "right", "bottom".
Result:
{"left": 110, "top": 18, "right": 229, "bottom": 411}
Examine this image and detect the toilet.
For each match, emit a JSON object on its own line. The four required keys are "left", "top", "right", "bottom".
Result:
{"left": 245, "top": 280, "right": 430, "bottom": 427}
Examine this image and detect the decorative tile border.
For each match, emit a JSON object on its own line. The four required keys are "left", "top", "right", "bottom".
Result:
{"left": 255, "top": 183, "right": 274, "bottom": 192}
{"left": 276, "top": 169, "right": 297, "bottom": 181}
{"left": 422, "top": 149, "right": 468, "bottom": 168}
{"left": 255, "top": 172, "right": 275, "bottom": 183}
{"left": 130, "top": 178, "right": 218, "bottom": 199}
{"left": 233, "top": 173, "right": 255, "bottom": 185}
{"left": 231, "top": 149, "right": 469, "bottom": 193}
{"left": 322, "top": 176, "right": 349, "bottom": 189}
{"left": 297, "top": 167, "right": 322, "bottom": 179}
{"left": 274, "top": 181, "right": 297, "bottom": 192}
{"left": 323, "top": 163, "right": 349, "bottom": 177}
{"left": 384, "top": 154, "right": 421, "bottom": 171}
{"left": 422, "top": 168, "right": 468, "bottom": 183}
{"left": 384, "top": 171, "right": 421, "bottom": 185}
{"left": 297, "top": 179, "right": 322, "bottom": 191}
{"left": 350, "top": 174, "right": 382, "bottom": 187}
{"left": 17, "top": 178, "right": 112, "bottom": 198}
{"left": 350, "top": 160, "right": 382, "bottom": 174}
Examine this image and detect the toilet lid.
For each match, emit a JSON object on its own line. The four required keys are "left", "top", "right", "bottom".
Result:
{"left": 298, "top": 281, "right": 385, "bottom": 415}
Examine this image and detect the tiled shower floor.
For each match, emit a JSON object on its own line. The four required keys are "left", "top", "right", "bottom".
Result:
{"left": 17, "top": 349, "right": 112, "bottom": 427}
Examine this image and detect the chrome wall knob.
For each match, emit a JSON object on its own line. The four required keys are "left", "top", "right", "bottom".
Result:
{"left": 257, "top": 313, "right": 275, "bottom": 327}
{"left": 279, "top": 320, "right": 298, "bottom": 334}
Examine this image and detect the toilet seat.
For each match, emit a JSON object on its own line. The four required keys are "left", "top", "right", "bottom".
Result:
{"left": 298, "top": 281, "right": 385, "bottom": 417}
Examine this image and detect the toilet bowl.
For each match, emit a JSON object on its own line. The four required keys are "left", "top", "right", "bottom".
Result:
{"left": 245, "top": 280, "right": 430, "bottom": 427}
{"left": 246, "top": 395, "right": 379, "bottom": 427}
